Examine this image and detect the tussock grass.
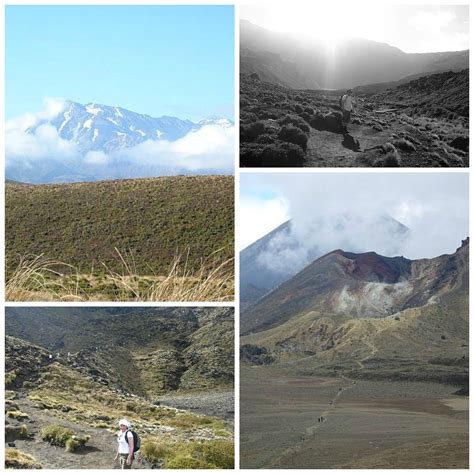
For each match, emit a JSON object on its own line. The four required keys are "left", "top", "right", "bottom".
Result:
{"left": 141, "top": 438, "right": 234, "bottom": 469}
{"left": 40, "top": 424, "right": 75, "bottom": 446}
{"left": 40, "top": 424, "right": 90, "bottom": 452}
{"left": 6, "top": 410, "right": 29, "bottom": 420}
{"left": 6, "top": 249, "right": 234, "bottom": 302}
{"left": 5, "top": 448, "right": 42, "bottom": 469}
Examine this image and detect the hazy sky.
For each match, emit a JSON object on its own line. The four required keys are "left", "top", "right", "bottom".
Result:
{"left": 6, "top": 5, "right": 234, "bottom": 120}
{"left": 241, "top": 4, "right": 469, "bottom": 53}
{"left": 239, "top": 173, "right": 469, "bottom": 261}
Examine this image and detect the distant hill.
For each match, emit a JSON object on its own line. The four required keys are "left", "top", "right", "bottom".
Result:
{"left": 6, "top": 307, "right": 234, "bottom": 396}
{"left": 6, "top": 175, "right": 234, "bottom": 275}
{"left": 240, "top": 216, "right": 408, "bottom": 310}
{"left": 241, "top": 20, "right": 469, "bottom": 90}
{"left": 241, "top": 239, "right": 469, "bottom": 384}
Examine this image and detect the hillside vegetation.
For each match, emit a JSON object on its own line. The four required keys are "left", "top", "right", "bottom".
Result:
{"left": 6, "top": 176, "right": 234, "bottom": 301}
{"left": 240, "top": 71, "right": 468, "bottom": 168}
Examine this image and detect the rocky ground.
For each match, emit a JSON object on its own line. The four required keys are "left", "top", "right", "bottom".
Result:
{"left": 6, "top": 393, "right": 153, "bottom": 469}
{"left": 240, "top": 72, "right": 469, "bottom": 168}
{"left": 157, "top": 391, "right": 234, "bottom": 422}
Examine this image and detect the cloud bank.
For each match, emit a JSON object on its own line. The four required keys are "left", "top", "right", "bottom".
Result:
{"left": 240, "top": 173, "right": 469, "bottom": 264}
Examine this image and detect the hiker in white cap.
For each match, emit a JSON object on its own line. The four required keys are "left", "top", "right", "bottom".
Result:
{"left": 114, "top": 419, "right": 134, "bottom": 469}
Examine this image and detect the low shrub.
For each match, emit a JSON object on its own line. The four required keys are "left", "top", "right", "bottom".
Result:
{"left": 6, "top": 410, "right": 29, "bottom": 420}
{"left": 278, "top": 114, "right": 310, "bottom": 133}
{"left": 261, "top": 142, "right": 305, "bottom": 167}
{"left": 198, "top": 440, "right": 235, "bottom": 469}
{"left": 278, "top": 125, "right": 308, "bottom": 151}
{"left": 392, "top": 138, "right": 416, "bottom": 152}
{"left": 141, "top": 440, "right": 172, "bottom": 464}
{"left": 166, "top": 455, "right": 211, "bottom": 469}
{"left": 240, "top": 121, "right": 275, "bottom": 142}
{"left": 5, "top": 371, "right": 17, "bottom": 388}
{"left": 40, "top": 424, "right": 74, "bottom": 447}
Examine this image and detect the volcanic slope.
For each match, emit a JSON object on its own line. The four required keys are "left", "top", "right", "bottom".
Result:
{"left": 6, "top": 175, "right": 234, "bottom": 301}
{"left": 240, "top": 70, "right": 469, "bottom": 168}
{"left": 241, "top": 239, "right": 469, "bottom": 384}
{"left": 240, "top": 216, "right": 408, "bottom": 310}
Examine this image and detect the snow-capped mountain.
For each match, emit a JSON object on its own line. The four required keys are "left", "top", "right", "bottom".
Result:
{"left": 26, "top": 101, "right": 231, "bottom": 154}
{"left": 6, "top": 101, "right": 234, "bottom": 183}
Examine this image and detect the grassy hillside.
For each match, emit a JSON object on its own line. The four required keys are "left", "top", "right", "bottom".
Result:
{"left": 374, "top": 69, "right": 469, "bottom": 119}
{"left": 6, "top": 176, "right": 234, "bottom": 301}
{"left": 6, "top": 176, "right": 233, "bottom": 273}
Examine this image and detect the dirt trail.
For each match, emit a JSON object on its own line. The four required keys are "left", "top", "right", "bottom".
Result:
{"left": 7, "top": 394, "right": 153, "bottom": 469}
{"left": 269, "top": 377, "right": 356, "bottom": 468}
{"left": 305, "top": 124, "right": 393, "bottom": 167}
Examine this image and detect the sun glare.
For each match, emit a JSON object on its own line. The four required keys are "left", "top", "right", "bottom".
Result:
{"left": 255, "top": 4, "right": 386, "bottom": 49}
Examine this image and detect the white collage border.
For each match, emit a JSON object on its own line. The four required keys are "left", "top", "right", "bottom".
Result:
{"left": 1, "top": 0, "right": 473, "bottom": 472}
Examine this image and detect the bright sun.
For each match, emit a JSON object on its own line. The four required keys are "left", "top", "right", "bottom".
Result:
{"left": 255, "top": 4, "right": 386, "bottom": 48}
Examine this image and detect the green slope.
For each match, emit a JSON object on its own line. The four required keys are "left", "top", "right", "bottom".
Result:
{"left": 6, "top": 175, "right": 234, "bottom": 275}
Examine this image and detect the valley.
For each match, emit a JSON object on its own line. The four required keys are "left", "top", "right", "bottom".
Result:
{"left": 5, "top": 307, "right": 235, "bottom": 469}
{"left": 240, "top": 239, "right": 469, "bottom": 468}
{"left": 240, "top": 70, "right": 468, "bottom": 168}
{"left": 240, "top": 366, "right": 468, "bottom": 469}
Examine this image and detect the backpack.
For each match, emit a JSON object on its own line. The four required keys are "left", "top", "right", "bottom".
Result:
{"left": 125, "top": 429, "right": 141, "bottom": 453}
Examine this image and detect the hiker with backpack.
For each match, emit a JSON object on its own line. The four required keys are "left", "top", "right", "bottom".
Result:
{"left": 114, "top": 419, "right": 140, "bottom": 469}
{"left": 340, "top": 89, "right": 355, "bottom": 134}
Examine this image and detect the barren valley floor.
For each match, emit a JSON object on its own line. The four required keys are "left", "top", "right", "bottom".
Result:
{"left": 240, "top": 366, "right": 468, "bottom": 469}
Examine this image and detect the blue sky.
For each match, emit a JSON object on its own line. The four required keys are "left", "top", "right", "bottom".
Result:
{"left": 6, "top": 5, "right": 234, "bottom": 120}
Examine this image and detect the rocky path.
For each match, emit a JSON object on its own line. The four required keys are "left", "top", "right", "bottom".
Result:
{"left": 305, "top": 124, "right": 393, "bottom": 167}
{"left": 7, "top": 394, "right": 153, "bottom": 469}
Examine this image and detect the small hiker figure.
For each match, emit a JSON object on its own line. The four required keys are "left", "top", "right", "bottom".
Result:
{"left": 114, "top": 419, "right": 140, "bottom": 469}
{"left": 340, "top": 89, "right": 355, "bottom": 134}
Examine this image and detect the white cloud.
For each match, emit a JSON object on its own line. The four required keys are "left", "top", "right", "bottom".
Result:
{"left": 409, "top": 10, "right": 455, "bottom": 33}
{"left": 117, "top": 124, "right": 234, "bottom": 172}
{"left": 84, "top": 150, "right": 110, "bottom": 165}
{"left": 407, "top": 10, "right": 468, "bottom": 52}
{"left": 241, "top": 173, "right": 469, "bottom": 262}
{"left": 239, "top": 195, "right": 289, "bottom": 250}
{"left": 6, "top": 123, "right": 77, "bottom": 166}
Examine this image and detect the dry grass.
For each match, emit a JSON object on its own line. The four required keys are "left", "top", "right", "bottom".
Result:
{"left": 5, "top": 448, "right": 42, "bottom": 469}
{"left": 6, "top": 249, "right": 234, "bottom": 302}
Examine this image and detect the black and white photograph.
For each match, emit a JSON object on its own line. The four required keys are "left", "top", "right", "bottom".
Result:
{"left": 240, "top": 5, "right": 469, "bottom": 167}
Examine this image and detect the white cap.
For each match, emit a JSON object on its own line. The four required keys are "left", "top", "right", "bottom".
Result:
{"left": 119, "top": 419, "right": 130, "bottom": 428}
